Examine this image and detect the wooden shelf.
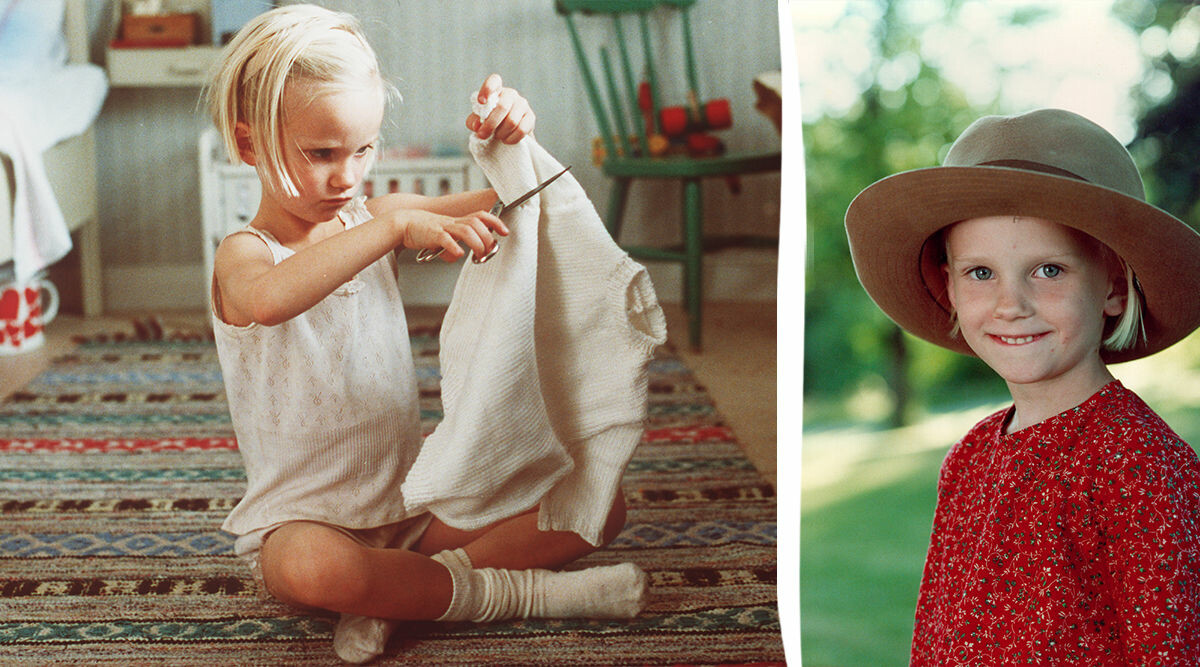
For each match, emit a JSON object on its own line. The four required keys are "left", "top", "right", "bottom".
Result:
{"left": 106, "top": 45, "right": 221, "bottom": 87}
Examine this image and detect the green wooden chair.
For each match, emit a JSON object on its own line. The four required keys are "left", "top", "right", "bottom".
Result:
{"left": 556, "top": 0, "right": 781, "bottom": 350}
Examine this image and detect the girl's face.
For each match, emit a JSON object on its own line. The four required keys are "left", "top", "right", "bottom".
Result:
{"left": 944, "top": 216, "right": 1125, "bottom": 399}
{"left": 272, "top": 77, "right": 385, "bottom": 224}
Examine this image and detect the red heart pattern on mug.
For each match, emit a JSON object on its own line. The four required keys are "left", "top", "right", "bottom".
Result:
{"left": 0, "top": 289, "right": 17, "bottom": 320}
{"left": 0, "top": 280, "right": 57, "bottom": 353}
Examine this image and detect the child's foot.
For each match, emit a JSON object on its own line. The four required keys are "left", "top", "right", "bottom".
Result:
{"left": 433, "top": 549, "right": 648, "bottom": 623}
{"left": 332, "top": 613, "right": 396, "bottom": 664}
{"left": 542, "top": 562, "right": 648, "bottom": 619}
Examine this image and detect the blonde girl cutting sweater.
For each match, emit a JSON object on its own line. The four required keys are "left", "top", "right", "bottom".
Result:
{"left": 401, "top": 127, "right": 667, "bottom": 546}
{"left": 212, "top": 198, "right": 422, "bottom": 538}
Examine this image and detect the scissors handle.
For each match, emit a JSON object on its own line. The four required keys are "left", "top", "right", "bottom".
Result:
{"left": 415, "top": 166, "right": 569, "bottom": 264}
{"left": 414, "top": 197, "right": 504, "bottom": 264}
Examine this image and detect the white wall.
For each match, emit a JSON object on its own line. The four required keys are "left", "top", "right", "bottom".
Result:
{"left": 90, "top": 0, "right": 782, "bottom": 310}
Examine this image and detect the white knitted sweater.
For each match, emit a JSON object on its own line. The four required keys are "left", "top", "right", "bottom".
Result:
{"left": 401, "top": 128, "right": 666, "bottom": 546}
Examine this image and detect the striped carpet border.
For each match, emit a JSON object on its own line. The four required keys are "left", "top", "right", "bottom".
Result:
{"left": 1, "top": 566, "right": 775, "bottom": 599}
{"left": 0, "top": 521, "right": 775, "bottom": 559}
{"left": 0, "top": 424, "right": 740, "bottom": 453}
{"left": 1, "top": 606, "right": 780, "bottom": 644}
{"left": 0, "top": 484, "right": 773, "bottom": 516}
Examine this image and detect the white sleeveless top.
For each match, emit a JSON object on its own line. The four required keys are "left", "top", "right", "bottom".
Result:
{"left": 212, "top": 197, "right": 422, "bottom": 536}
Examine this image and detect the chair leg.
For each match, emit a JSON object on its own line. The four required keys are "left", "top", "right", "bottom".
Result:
{"left": 605, "top": 177, "right": 633, "bottom": 240}
{"left": 683, "top": 178, "right": 702, "bottom": 350}
{"left": 78, "top": 216, "right": 104, "bottom": 316}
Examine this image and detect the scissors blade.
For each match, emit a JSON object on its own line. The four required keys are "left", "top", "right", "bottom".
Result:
{"left": 416, "top": 165, "right": 571, "bottom": 264}
{"left": 497, "top": 165, "right": 571, "bottom": 216}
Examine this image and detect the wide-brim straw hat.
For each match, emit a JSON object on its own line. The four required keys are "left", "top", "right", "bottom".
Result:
{"left": 845, "top": 108, "right": 1200, "bottom": 364}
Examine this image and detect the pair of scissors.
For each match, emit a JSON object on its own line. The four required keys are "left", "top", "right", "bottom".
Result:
{"left": 415, "top": 165, "right": 572, "bottom": 264}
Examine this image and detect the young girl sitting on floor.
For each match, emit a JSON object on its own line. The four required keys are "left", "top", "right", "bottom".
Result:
{"left": 204, "top": 5, "right": 643, "bottom": 663}
{"left": 845, "top": 108, "right": 1200, "bottom": 664}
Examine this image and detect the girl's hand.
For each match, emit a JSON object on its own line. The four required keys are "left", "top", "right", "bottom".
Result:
{"left": 466, "top": 73, "right": 536, "bottom": 144}
{"left": 399, "top": 208, "right": 509, "bottom": 262}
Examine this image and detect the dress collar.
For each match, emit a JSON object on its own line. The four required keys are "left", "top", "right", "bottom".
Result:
{"left": 997, "top": 380, "right": 1126, "bottom": 439}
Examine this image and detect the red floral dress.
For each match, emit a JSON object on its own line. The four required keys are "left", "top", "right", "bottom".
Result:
{"left": 911, "top": 381, "right": 1200, "bottom": 665}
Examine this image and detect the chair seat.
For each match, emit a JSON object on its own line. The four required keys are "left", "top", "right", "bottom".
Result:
{"left": 602, "top": 149, "right": 781, "bottom": 179}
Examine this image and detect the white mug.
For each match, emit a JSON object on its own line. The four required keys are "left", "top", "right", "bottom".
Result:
{"left": 0, "top": 274, "right": 59, "bottom": 355}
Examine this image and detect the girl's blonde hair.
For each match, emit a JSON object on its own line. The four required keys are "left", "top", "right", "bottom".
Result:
{"left": 1102, "top": 255, "right": 1145, "bottom": 352}
{"left": 941, "top": 225, "right": 1146, "bottom": 353}
{"left": 205, "top": 4, "right": 395, "bottom": 197}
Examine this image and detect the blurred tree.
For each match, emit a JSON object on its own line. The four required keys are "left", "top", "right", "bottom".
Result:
{"left": 803, "top": 0, "right": 1000, "bottom": 427}
{"left": 1120, "top": 1, "right": 1200, "bottom": 229}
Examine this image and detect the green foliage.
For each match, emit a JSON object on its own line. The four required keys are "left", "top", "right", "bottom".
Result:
{"left": 907, "top": 334, "right": 1004, "bottom": 408}
{"left": 802, "top": 0, "right": 1002, "bottom": 424}
{"left": 1006, "top": 5, "right": 1055, "bottom": 26}
{"left": 1121, "top": 2, "right": 1200, "bottom": 230}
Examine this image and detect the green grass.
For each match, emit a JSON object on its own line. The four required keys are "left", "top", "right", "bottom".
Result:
{"left": 801, "top": 448, "right": 942, "bottom": 666}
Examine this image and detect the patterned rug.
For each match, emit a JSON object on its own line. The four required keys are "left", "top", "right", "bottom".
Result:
{"left": 0, "top": 320, "right": 781, "bottom": 665}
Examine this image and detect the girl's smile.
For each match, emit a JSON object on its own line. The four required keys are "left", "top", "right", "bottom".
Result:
{"left": 991, "top": 333, "right": 1043, "bottom": 346}
{"left": 944, "top": 215, "right": 1127, "bottom": 430}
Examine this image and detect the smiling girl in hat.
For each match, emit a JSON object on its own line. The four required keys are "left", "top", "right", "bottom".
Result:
{"left": 846, "top": 108, "right": 1200, "bottom": 664}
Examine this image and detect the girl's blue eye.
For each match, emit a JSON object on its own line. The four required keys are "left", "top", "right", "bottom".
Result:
{"left": 970, "top": 267, "right": 992, "bottom": 280}
{"left": 1038, "top": 264, "right": 1062, "bottom": 278}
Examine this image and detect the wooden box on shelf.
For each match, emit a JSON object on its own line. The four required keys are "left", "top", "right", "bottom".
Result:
{"left": 107, "top": 5, "right": 218, "bottom": 88}
{"left": 119, "top": 13, "right": 198, "bottom": 47}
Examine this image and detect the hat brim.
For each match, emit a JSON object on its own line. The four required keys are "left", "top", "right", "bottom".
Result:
{"left": 845, "top": 165, "right": 1200, "bottom": 363}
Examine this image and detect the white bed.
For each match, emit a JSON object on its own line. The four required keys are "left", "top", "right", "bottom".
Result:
{"left": 0, "top": 0, "right": 105, "bottom": 315}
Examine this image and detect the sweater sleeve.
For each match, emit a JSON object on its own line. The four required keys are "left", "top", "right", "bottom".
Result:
{"left": 1095, "top": 433, "right": 1200, "bottom": 664}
